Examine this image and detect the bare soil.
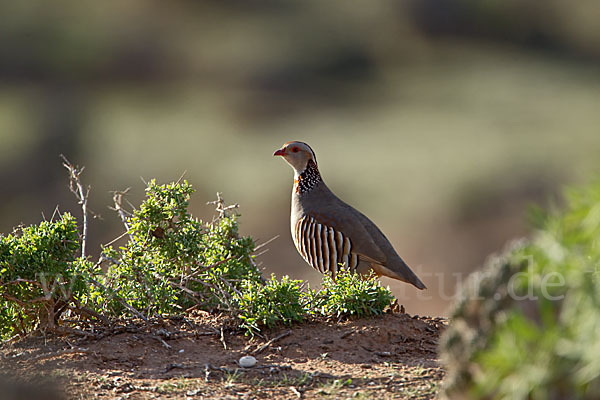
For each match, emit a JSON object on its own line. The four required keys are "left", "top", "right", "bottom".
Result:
{"left": 0, "top": 312, "right": 446, "bottom": 400}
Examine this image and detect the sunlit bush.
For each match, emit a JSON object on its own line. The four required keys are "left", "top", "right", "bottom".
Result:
{"left": 0, "top": 213, "right": 98, "bottom": 338}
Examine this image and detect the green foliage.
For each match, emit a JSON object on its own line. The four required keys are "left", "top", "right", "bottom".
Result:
{"left": 0, "top": 177, "right": 400, "bottom": 340}
{"left": 0, "top": 213, "right": 95, "bottom": 338}
{"left": 235, "top": 268, "right": 395, "bottom": 336}
{"left": 237, "top": 275, "right": 305, "bottom": 334}
{"left": 88, "top": 180, "right": 394, "bottom": 334}
{"left": 0, "top": 213, "right": 79, "bottom": 281}
{"left": 441, "top": 180, "right": 600, "bottom": 399}
{"left": 93, "top": 180, "right": 260, "bottom": 317}
{"left": 309, "top": 269, "right": 394, "bottom": 318}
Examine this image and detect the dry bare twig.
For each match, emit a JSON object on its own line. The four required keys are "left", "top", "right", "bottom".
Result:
{"left": 220, "top": 326, "right": 228, "bottom": 350}
{"left": 253, "top": 330, "right": 291, "bottom": 355}
{"left": 207, "top": 192, "right": 239, "bottom": 222}
{"left": 110, "top": 188, "right": 135, "bottom": 241}
{"left": 60, "top": 154, "right": 90, "bottom": 258}
{"left": 156, "top": 336, "right": 172, "bottom": 350}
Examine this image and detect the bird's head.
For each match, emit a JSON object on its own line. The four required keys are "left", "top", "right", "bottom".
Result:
{"left": 273, "top": 141, "right": 317, "bottom": 175}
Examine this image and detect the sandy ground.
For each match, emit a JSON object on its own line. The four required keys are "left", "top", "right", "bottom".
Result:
{"left": 0, "top": 312, "right": 446, "bottom": 400}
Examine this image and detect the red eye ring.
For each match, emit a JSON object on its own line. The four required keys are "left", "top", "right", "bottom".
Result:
{"left": 291, "top": 147, "right": 299, "bottom": 153}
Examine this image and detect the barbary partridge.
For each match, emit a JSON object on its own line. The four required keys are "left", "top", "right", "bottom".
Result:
{"left": 274, "top": 141, "right": 426, "bottom": 290}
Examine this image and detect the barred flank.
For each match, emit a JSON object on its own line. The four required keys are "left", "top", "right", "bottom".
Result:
{"left": 293, "top": 216, "right": 358, "bottom": 276}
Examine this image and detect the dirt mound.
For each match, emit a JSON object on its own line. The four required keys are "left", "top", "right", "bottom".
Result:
{"left": 0, "top": 313, "right": 446, "bottom": 399}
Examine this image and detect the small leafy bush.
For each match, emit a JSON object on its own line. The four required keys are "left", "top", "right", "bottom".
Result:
{"left": 0, "top": 213, "right": 96, "bottom": 338}
{"left": 441, "top": 181, "right": 600, "bottom": 399}
{"left": 237, "top": 275, "right": 306, "bottom": 334}
{"left": 93, "top": 180, "right": 261, "bottom": 317}
{"left": 309, "top": 269, "right": 394, "bottom": 318}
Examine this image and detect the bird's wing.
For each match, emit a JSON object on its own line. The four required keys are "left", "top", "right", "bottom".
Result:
{"left": 306, "top": 202, "right": 387, "bottom": 264}
{"left": 305, "top": 191, "right": 426, "bottom": 289}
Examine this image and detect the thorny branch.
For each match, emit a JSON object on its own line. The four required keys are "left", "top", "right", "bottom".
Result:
{"left": 60, "top": 154, "right": 91, "bottom": 258}
{"left": 111, "top": 188, "right": 134, "bottom": 241}
{"left": 208, "top": 192, "right": 239, "bottom": 221}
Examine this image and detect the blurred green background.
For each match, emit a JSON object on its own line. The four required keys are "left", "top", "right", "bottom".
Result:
{"left": 1, "top": 0, "right": 599, "bottom": 316}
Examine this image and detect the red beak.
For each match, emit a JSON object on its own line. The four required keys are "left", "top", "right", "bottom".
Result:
{"left": 273, "top": 148, "right": 286, "bottom": 157}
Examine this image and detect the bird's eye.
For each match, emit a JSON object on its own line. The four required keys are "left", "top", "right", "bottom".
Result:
{"left": 291, "top": 147, "right": 299, "bottom": 153}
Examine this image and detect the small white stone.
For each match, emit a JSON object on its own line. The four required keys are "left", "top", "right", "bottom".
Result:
{"left": 179, "top": 349, "right": 185, "bottom": 353}
{"left": 239, "top": 355, "right": 257, "bottom": 368}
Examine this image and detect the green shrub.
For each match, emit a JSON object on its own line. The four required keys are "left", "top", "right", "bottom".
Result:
{"left": 441, "top": 181, "right": 600, "bottom": 399}
{"left": 93, "top": 180, "right": 261, "bottom": 317}
{"left": 309, "top": 269, "right": 394, "bottom": 318}
{"left": 237, "top": 275, "right": 306, "bottom": 334}
{"left": 0, "top": 213, "right": 97, "bottom": 338}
